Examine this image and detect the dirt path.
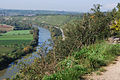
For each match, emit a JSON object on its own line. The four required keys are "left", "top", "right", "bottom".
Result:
{"left": 85, "top": 56, "right": 120, "bottom": 80}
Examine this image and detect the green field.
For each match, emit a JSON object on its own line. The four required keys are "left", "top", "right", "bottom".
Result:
{"left": 0, "top": 30, "right": 33, "bottom": 56}
{"left": 34, "top": 15, "right": 80, "bottom": 25}
{"left": 3, "top": 30, "right": 31, "bottom": 35}
{"left": 0, "top": 30, "right": 33, "bottom": 69}
{"left": 0, "top": 30, "right": 33, "bottom": 45}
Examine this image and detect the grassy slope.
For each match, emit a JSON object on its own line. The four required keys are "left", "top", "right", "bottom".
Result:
{"left": 43, "top": 41, "right": 120, "bottom": 80}
{"left": 14, "top": 41, "right": 120, "bottom": 80}
{"left": 3, "top": 15, "right": 81, "bottom": 27}
{"left": 34, "top": 15, "right": 75, "bottom": 25}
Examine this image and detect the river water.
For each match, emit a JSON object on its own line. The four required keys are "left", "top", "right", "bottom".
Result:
{"left": 0, "top": 27, "right": 52, "bottom": 80}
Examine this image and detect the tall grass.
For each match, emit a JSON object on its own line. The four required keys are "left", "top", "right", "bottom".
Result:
{"left": 43, "top": 42, "right": 120, "bottom": 80}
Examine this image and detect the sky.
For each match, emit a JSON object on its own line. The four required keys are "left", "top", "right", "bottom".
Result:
{"left": 0, "top": 0, "right": 119, "bottom": 12}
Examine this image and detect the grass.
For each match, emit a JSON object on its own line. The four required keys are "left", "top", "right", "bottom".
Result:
{"left": 0, "top": 35, "right": 32, "bottom": 40}
{"left": 0, "top": 40, "right": 31, "bottom": 45}
{"left": 14, "top": 41, "right": 120, "bottom": 80}
{"left": 0, "top": 46, "right": 14, "bottom": 53}
{"left": 0, "top": 30, "right": 33, "bottom": 57}
{"left": 3, "top": 30, "right": 30, "bottom": 35}
{"left": 34, "top": 15, "right": 77, "bottom": 25}
{"left": 2, "top": 15, "right": 82, "bottom": 27}
{"left": 99, "top": 68, "right": 107, "bottom": 72}
{"left": 0, "top": 30, "right": 33, "bottom": 45}
{"left": 96, "top": 72, "right": 102, "bottom": 75}
{"left": 43, "top": 41, "right": 120, "bottom": 80}
{"left": 0, "top": 30, "right": 33, "bottom": 54}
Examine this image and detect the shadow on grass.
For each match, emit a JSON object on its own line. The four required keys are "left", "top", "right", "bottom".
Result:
{"left": 0, "top": 51, "right": 33, "bottom": 71}
{"left": 0, "top": 56, "right": 15, "bottom": 70}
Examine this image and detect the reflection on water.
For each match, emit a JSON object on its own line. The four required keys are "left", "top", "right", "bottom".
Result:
{"left": 0, "top": 27, "right": 52, "bottom": 80}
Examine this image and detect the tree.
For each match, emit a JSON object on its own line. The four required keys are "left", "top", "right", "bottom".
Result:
{"left": 91, "top": 4, "right": 102, "bottom": 13}
{"left": 116, "top": 3, "right": 120, "bottom": 19}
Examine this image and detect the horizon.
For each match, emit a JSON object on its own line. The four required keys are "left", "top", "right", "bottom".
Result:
{"left": 0, "top": 0, "right": 119, "bottom": 12}
{"left": 0, "top": 8, "right": 81, "bottom": 13}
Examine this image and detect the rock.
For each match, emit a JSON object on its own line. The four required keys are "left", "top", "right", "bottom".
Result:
{"left": 114, "top": 40, "right": 118, "bottom": 43}
{"left": 114, "top": 38, "right": 120, "bottom": 41}
{"left": 108, "top": 37, "right": 114, "bottom": 43}
{"left": 108, "top": 37, "right": 120, "bottom": 44}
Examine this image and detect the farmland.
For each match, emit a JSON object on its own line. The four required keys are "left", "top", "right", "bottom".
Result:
{"left": 0, "top": 30, "right": 33, "bottom": 45}
{"left": 0, "top": 30, "right": 33, "bottom": 70}
{"left": 0, "top": 15, "right": 82, "bottom": 29}
{"left": 0, "top": 30, "right": 33, "bottom": 40}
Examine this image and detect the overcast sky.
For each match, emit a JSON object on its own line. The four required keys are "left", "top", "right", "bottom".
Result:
{"left": 0, "top": 0, "right": 119, "bottom": 12}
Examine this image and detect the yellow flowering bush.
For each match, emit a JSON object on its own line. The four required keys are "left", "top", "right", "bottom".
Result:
{"left": 110, "top": 19, "right": 120, "bottom": 31}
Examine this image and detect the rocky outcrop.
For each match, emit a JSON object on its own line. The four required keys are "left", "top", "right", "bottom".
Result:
{"left": 108, "top": 37, "right": 120, "bottom": 44}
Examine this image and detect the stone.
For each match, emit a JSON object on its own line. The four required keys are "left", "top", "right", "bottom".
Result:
{"left": 108, "top": 37, "right": 114, "bottom": 43}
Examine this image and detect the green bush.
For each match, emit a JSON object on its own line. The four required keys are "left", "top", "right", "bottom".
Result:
{"left": 43, "top": 42, "right": 120, "bottom": 80}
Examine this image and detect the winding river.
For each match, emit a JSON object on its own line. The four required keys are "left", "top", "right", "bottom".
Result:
{"left": 0, "top": 27, "right": 52, "bottom": 80}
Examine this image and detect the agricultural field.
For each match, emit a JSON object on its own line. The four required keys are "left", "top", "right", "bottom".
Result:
{"left": 0, "top": 30, "right": 33, "bottom": 70}
{"left": 33, "top": 15, "right": 82, "bottom": 26}
{"left": 0, "top": 30, "right": 33, "bottom": 45}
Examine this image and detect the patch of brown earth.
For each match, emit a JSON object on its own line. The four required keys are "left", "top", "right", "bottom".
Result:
{"left": 84, "top": 56, "right": 120, "bottom": 80}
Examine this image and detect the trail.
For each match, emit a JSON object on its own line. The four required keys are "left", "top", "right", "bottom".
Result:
{"left": 85, "top": 56, "right": 120, "bottom": 80}
{"left": 53, "top": 26, "right": 65, "bottom": 40}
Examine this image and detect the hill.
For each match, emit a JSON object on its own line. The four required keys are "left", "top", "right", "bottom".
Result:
{"left": 0, "top": 9, "right": 82, "bottom": 16}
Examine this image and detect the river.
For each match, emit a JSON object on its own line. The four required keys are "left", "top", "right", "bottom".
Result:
{"left": 0, "top": 27, "right": 52, "bottom": 80}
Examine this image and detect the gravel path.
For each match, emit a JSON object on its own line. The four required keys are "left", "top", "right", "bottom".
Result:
{"left": 85, "top": 56, "right": 120, "bottom": 80}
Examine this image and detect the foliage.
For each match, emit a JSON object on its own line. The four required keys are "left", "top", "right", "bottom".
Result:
{"left": 23, "top": 46, "right": 33, "bottom": 53}
{"left": 0, "top": 28, "right": 38, "bottom": 70}
{"left": 53, "top": 4, "right": 112, "bottom": 57}
{"left": 109, "top": 3, "right": 120, "bottom": 36}
{"left": 110, "top": 19, "right": 120, "bottom": 36}
{"left": 15, "top": 42, "right": 120, "bottom": 80}
{"left": 43, "top": 42, "right": 120, "bottom": 80}
{"left": 11, "top": 4, "right": 120, "bottom": 80}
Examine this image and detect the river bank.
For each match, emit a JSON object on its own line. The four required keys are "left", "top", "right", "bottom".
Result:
{"left": 0, "top": 27, "right": 42, "bottom": 79}
{"left": 0, "top": 28, "right": 39, "bottom": 71}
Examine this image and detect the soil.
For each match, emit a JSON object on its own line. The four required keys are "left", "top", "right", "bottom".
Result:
{"left": 84, "top": 56, "right": 120, "bottom": 80}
